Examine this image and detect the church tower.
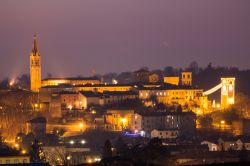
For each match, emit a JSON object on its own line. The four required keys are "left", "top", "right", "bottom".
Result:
{"left": 30, "top": 34, "right": 41, "bottom": 92}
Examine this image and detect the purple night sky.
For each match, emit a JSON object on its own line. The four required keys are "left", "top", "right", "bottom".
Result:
{"left": 0, "top": 0, "right": 249, "bottom": 79}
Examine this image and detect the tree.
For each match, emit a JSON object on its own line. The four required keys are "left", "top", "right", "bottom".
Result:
{"left": 115, "top": 137, "right": 128, "bottom": 157}
{"left": 176, "top": 105, "right": 182, "bottom": 113}
{"left": 199, "top": 115, "right": 213, "bottom": 128}
{"left": 187, "top": 61, "right": 199, "bottom": 74}
{"left": 30, "top": 139, "right": 45, "bottom": 163}
{"left": 102, "top": 139, "right": 112, "bottom": 159}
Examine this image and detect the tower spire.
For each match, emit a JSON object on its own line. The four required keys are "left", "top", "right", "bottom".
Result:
{"left": 32, "top": 33, "right": 39, "bottom": 55}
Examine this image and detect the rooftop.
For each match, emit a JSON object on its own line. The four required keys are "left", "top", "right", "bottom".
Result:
{"left": 28, "top": 117, "right": 47, "bottom": 123}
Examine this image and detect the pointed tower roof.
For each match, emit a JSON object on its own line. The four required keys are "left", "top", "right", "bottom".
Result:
{"left": 31, "top": 33, "right": 40, "bottom": 55}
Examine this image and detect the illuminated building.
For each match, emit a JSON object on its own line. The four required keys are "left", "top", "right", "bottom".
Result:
{"left": 30, "top": 33, "right": 41, "bottom": 92}
{"left": 105, "top": 109, "right": 134, "bottom": 131}
{"left": 0, "top": 155, "right": 30, "bottom": 164}
{"left": 138, "top": 84, "right": 210, "bottom": 114}
{"left": 164, "top": 76, "right": 179, "bottom": 85}
{"left": 42, "top": 77, "right": 101, "bottom": 87}
{"left": 181, "top": 72, "right": 192, "bottom": 86}
{"left": 72, "top": 84, "right": 133, "bottom": 93}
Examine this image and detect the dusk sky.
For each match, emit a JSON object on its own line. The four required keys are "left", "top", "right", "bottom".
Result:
{"left": 0, "top": 0, "right": 249, "bottom": 79}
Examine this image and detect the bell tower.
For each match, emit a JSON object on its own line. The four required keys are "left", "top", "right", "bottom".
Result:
{"left": 30, "top": 33, "right": 41, "bottom": 92}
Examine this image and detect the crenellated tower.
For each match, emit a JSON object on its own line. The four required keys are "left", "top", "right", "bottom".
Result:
{"left": 30, "top": 34, "right": 41, "bottom": 92}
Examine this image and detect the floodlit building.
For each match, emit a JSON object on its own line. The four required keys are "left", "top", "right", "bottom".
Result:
{"left": 42, "top": 77, "right": 101, "bottom": 87}
{"left": 0, "top": 155, "right": 30, "bottom": 165}
{"left": 164, "top": 76, "right": 179, "bottom": 85}
{"left": 138, "top": 84, "right": 209, "bottom": 114}
{"left": 181, "top": 72, "right": 192, "bottom": 86}
{"left": 105, "top": 109, "right": 135, "bottom": 131}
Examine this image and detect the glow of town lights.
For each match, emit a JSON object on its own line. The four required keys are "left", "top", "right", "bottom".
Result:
{"left": 68, "top": 105, "right": 73, "bottom": 110}
{"left": 21, "top": 150, "right": 26, "bottom": 154}
{"left": 66, "top": 156, "right": 71, "bottom": 160}
{"left": 69, "top": 140, "right": 74, "bottom": 145}
{"left": 14, "top": 143, "right": 19, "bottom": 148}
{"left": 79, "top": 123, "right": 84, "bottom": 128}
{"left": 81, "top": 140, "right": 86, "bottom": 144}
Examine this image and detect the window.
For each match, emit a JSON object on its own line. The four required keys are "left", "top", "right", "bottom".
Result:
{"left": 159, "top": 132, "right": 162, "bottom": 135}
{"left": 6, "top": 160, "right": 10, "bottom": 164}
{"left": 14, "top": 159, "right": 19, "bottom": 164}
{"left": 23, "top": 159, "right": 27, "bottom": 163}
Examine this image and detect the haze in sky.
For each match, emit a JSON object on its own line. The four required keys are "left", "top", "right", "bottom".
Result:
{"left": 0, "top": 0, "right": 249, "bottom": 79}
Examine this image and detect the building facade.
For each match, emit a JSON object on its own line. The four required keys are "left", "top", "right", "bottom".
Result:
{"left": 131, "top": 111, "right": 196, "bottom": 138}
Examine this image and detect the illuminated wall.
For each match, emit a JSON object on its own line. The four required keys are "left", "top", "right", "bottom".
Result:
{"left": 42, "top": 78, "right": 101, "bottom": 87}
{"left": 181, "top": 72, "right": 192, "bottom": 86}
{"left": 164, "top": 76, "right": 179, "bottom": 85}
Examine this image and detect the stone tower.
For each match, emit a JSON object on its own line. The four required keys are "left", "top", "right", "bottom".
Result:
{"left": 30, "top": 34, "right": 41, "bottom": 92}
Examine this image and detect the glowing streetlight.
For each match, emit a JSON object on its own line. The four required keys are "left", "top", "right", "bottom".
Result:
{"left": 81, "top": 140, "right": 86, "bottom": 144}
{"left": 21, "top": 150, "right": 26, "bottom": 154}
{"left": 220, "top": 120, "right": 225, "bottom": 125}
{"left": 14, "top": 143, "right": 19, "bottom": 148}
{"left": 66, "top": 156, "right": 71, "bottom": 160}
{"left": 69, "top": 140, "right": 74, "bottom": 145}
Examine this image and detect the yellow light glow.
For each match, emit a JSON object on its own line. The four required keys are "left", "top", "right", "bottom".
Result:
{"left": 68, "top": 105, "right": 73, "bottom": 110}
{"left": 121, "top": 118, "right": 127, "bottom": 123}
{"left": 21, "top": 150, "right": 26, "bottom": 154}
{"left": 221, "top": 120, "right": 225, "bottom": 125}
{"left": 91, "top": 110, "right": 96, "bottom": 114}
{"left": 79, "top": 123, "right": 84, "bottom": 128}
{"left": 34, "top": 104, "right": 38, "bottom": 108}
{"left": 87, "top": 159, "right": 92, "bottom": 163}
{"left": 228, "top": 98, "right": 234, "bottom": 104}
{"left": 14, "top": 143, "right": 19, "bottom": 148}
